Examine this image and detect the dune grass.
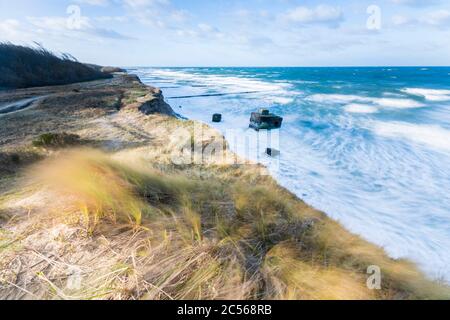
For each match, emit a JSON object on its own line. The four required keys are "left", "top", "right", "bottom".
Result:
{"left": 4, "top": 148, "right": 445, "bottom": 300}
{"left": 0, "top": 43, "right": 110, "bottom": 89}
{"left": 32, "top": 133, "right": 81, "bottom": 148}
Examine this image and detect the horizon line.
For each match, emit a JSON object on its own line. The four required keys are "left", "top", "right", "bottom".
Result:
{"left": 120, "top": 65, "right": 450, "bottom": 69}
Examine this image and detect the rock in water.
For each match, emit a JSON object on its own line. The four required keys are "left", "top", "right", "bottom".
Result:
{"left": 266, "top": 148, "right": 280, "bottom": 157}
{"left": 212, "top": 114, "right": 222, "bottom": 122}
{"left": 249, "top": 109, "right": 283, "bottom": 131}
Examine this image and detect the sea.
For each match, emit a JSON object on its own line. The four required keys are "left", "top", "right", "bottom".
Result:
{"left": 130, "top": 66, "right": 450, "bottom": 283}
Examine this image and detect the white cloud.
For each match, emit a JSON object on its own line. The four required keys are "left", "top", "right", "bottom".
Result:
{"left": 121, "top": 0, "right": 174, "bottom": 28}
{"left": 198, "top": 23, "right": 216, "bottom": 33}
{"left": 175, "top": 23, "right": 224, "bottom": 40}
{"left": 75, "top": 0, "right": 110, "bottom": 6}
{"left": 0, "top": 19, "right": 37, "bottom": 43}
{"left": 95, "top": 16, "right": 129, "bottom": 23}
{"left": 280, "top": 5, "right": 343, "bottom": 27}
{"left": 123, "top": 0, "right": 169, "bottom": 8}
{"left": 421, "top": 9, "right": 450, "bottom": 26}
{"left": 27, "top": 16, "right": 133, "bottom": 40}
{"left": 390, "top": 0, "right": 440, "bottom": 6}
{"left": 392, "top": 15, "right": 413, "bottom": 26}
{"left": 176, "top": 29, "right": 198, "bottom": 38}
{"left": 28, "top": 16, "right": 88, "bottom": 31}
{"left": 170, "top": 10, "right": 189, "bottom": 23}
{"left": 391, "top": 9, "right": 450, "bottom": 28}
{"left": 0, "top": 19, "right": 21, "bottom": 38}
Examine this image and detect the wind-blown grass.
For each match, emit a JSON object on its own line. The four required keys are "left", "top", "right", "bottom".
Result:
{"left": 0, "top": 43, "right": 111, "bottom": 89}
{"left": 4, "top": 148, "right": 445, "bottom": 300}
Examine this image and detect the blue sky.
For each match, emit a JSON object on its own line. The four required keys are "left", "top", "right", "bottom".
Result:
{"left": 1, "top": 0, "right": 449, "bottom": 66}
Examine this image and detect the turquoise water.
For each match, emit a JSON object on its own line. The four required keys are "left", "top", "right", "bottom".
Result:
{"left": 132, "top": 67, "right": 450, "bottom": 282}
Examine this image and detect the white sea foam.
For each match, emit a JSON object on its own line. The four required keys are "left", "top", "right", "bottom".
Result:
{"left": 307, "top": 94, "right": 372, "bottom": 104}
{"left": 148, "top": 69, "right": 291, "bottom": 94}
{"left": 373, "top": 121, "right": 450, "bottom": 152}
{"left": 269, "top": 97, "right": 294, "bottom": 105}
{"left": 373, "top": 98, "right": 424, "bottom": 109}
{"left": 402, "top": 88, "right": 450, "bottom": 102}
{"left": 345, "top": 104, "right": 378, "bottom": 114}
{"left": 145, "top": 69, "right": 298, "bottom": 105}
{"left": 308, "top": 94, "right": 424, "bottom": 109}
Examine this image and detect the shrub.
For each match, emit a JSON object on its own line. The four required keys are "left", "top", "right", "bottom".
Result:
{"left": 0, "top": 43, "right": 111, "bottom": 89}
{"left": 32, "top": 133, "right": 81, "bottom": 148}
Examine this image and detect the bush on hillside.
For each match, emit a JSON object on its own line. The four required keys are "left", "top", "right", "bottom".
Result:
{"left": 0, "top": 43, "right": 111, "bottom": 89}
{"left": 32, "top": 132, "right": 81, "bottom": 148}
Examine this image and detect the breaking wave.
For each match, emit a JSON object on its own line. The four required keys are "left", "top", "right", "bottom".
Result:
{"left": 373, "top": 121, "right": 450, "bottom": 153}
{"left": 307, "top": 94, "right": 424, "bottom": 109}
{"left": 402, "top": 88, "right": 450, "bottom": 102}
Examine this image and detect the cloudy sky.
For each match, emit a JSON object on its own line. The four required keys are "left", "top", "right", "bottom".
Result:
{"left": 1, "top": 0, "right": 449, "bottom": 66}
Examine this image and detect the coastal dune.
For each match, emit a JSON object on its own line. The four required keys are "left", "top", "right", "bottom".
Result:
{"left": 0, "top": 73, "right": 449, "bottom": 300}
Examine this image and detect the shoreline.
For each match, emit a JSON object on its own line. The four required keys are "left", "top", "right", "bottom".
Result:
{"left": 135, "top": 67, "right": 450, "bottom": 284}
{"left": 0, "top": 73, "right": 448, "bottom": 299}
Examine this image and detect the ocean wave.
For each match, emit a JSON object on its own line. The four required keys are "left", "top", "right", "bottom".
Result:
{"left": 268, "top": 96, "right": 295, "bottom": 105}
{"left": 307, "top": 94, "right": 372, "bottom": 104}
{"left": 146, "top": 69, "right": 292, "bottom": 94}
{"left": 307, "top": 94, "right": 424, "bottom": 109}
{"left": 374, "top": 98, "right": 424, "bottom": 108}
{"left": 373, "top": 121, "right": 450, "bottom": 152}
{"left": 402, "top": 88, "right": 450, "bottom": 102}
{"left": 344, "top": 103, "right": 378, "bottom": 114}
{"left": 142, "top": 68, "right": 299, "bottom": 106}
